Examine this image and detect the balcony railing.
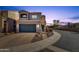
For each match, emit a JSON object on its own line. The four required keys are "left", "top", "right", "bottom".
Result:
{"left": 19, "top": 20, "right": 40, "bottom": 24}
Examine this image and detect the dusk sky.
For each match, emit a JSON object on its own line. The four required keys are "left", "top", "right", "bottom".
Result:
{"left": 0, "top": 6, "right": 79, "bottom": 24}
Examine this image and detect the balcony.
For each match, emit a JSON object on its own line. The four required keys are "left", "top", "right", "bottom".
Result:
{"left": 19, "top": 20, "right": 40, "bottom": 24}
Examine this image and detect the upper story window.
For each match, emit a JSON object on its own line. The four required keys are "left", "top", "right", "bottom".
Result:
{"left": 32, "top": 15, "right": 38, "bottom": 19}
{"left": 20, "top": 14, "right": 27, "bottom": 18}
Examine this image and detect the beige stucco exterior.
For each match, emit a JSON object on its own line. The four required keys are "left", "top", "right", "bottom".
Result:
{"left": 0, "top": 11, "right": 8, "bottom": 32}
{"left": 19, "top": 11, "right": 43, "bottom": 32}
{"left": 8, "top": 11, "right": 19, "bottom": 21}
{"left": 0, "top": 10, "right": 46, "bottom": 33}
{"left": 8, "top": 11, "right": 19, "bottom": 32}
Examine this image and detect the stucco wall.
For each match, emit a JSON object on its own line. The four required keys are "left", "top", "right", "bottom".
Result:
{"left": 8, "top": 11, "right": 19, "bottom": 32}
{"left": 8, "top": 11, "right": 19, "bottom": 20}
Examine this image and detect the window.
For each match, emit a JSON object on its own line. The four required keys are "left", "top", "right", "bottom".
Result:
{"left": 36, "top": 24, "right": 40, "bottom": 28}
{"left": 32, "top": 15, "right": 38, "bottom": 19}
{"left": 20, "top": 14, "right": 27, "bottom": 18}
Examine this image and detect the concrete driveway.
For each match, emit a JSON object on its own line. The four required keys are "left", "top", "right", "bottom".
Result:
{"left": 0, "top": 33, "right": 36, "bottom": 48}
{"left": 54, "top": 30, "right": 79, "bottom": 52}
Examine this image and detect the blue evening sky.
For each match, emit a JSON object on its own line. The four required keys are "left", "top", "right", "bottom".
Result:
{"left": 0, "top": 6, "right": 79, "bottom": 24}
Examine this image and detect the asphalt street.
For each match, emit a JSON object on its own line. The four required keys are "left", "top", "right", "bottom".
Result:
{"left": 54, "top": 30, "right": 79, "bottom": 52}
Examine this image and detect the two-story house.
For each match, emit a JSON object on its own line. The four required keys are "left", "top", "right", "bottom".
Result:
{"left": 0, "top": 10, "right": 46, "bottom": 33}
{"left": 17, "top": 10, "right": 46, "bottom": 32}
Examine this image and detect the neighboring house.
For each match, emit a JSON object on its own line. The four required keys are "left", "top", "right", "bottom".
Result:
{"left": 0, "top": 10, "right": 19, "bottom": 33}
{"left": 68, "top": 23, "right": 79, "bottom": 29}
{"left": 73, "top": 23, "right": 79, "bottom": 29}
{"left": 53, "top": 20, "right": 60, "bottom": 26}
{"left": 0, "top": 10, "right": 46, "bottom": 33}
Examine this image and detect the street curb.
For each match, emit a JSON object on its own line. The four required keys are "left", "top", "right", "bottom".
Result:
{"left": 7, "top": 31, "right": 61, "bottom": 52}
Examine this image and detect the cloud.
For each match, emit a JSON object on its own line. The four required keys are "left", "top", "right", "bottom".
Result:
{"left": 68, "top": 16, "right": 79, "bottom": 20}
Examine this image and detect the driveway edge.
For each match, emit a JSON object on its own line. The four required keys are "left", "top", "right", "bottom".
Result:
{"left": 8, "top": 31, "right": 61, "bottom": 52}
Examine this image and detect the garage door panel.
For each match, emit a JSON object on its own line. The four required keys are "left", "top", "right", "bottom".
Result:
{"left": 19, "top": 24, "right": 36, "bottom": 32}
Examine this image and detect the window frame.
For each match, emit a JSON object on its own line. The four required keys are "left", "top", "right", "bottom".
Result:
{"left": 31, "top": 15, "right": 38, "bottom": 20}
{"left": 20, "top": 14, "right": 28, "bottom": 18}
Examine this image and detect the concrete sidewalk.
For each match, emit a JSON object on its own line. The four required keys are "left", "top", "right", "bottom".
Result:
{"left": 7, "top": 31, "right": 61, "bottom": 52}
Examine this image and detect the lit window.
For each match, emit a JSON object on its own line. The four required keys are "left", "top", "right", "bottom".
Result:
{"left": 32, "top": 15, "right": 38, "bottom": 19}
{"left": 20, "top": 14, "right": 27, "bottom": 18}
{"left": 22, "top": 15, "right": 27, "bottom": 18}
{"left": 36, "top": 24, "right": 40, "bottom": 28}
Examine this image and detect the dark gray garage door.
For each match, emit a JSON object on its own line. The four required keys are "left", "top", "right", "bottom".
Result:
{"left": 19, "top": 24, "right": 36, "bottom": 32}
